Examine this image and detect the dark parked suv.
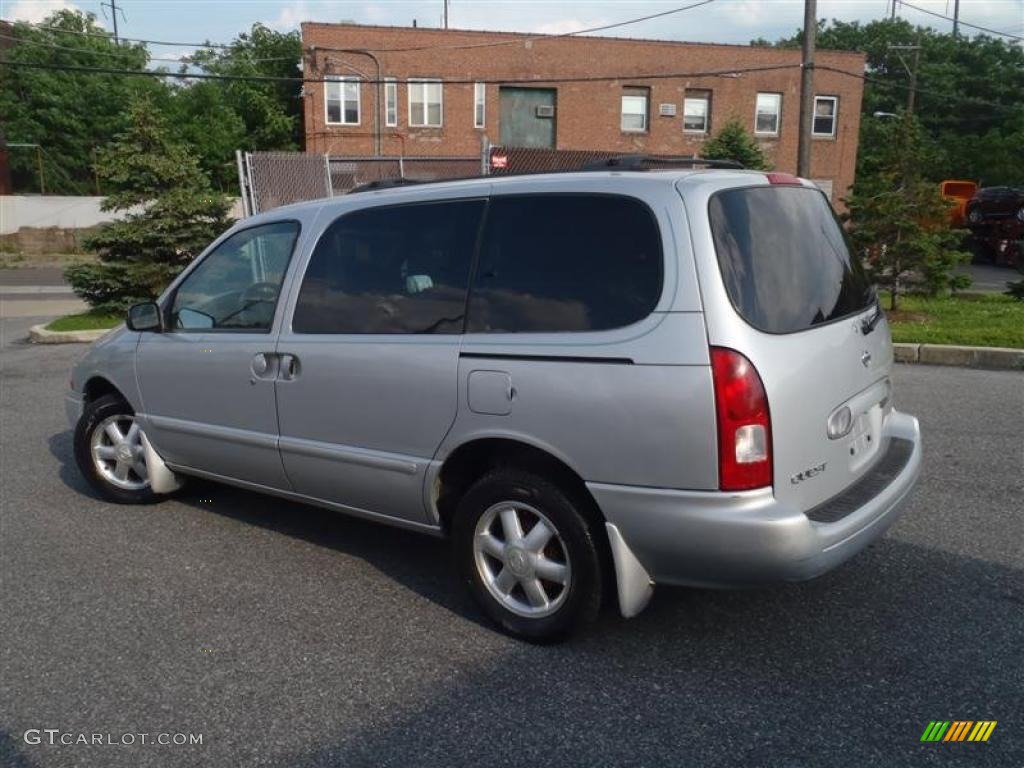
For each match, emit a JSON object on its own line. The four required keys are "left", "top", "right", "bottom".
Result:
{"left": 966, "top": 186, "right": 1024, "bottom": 227}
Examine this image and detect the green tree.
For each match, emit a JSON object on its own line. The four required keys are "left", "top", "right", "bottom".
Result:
{"left": 188, "top": 24, "right": 303, "bottom": 151}
{"left": 65, "top": 98, "right": 231, "bottom": 313}
{"left": 844, "top": 118, "right": 970, "bottom": 310}
{"left": 0, "top": 9, "right": 167, "bottom": 194}
{"left": 701, "top": 119, "right": 771, "bottom": 170}
{"left": 755, "top": 19, "right": 1024, "bottom": 185}
{"left": 167, "top": 81, "right": 248, "bottom": 190}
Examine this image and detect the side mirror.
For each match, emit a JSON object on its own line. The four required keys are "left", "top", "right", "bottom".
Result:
{"left": 126, "top": 302, "right": 162, "bottom": 332}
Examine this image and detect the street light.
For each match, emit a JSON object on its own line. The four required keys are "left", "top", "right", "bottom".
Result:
{"left": 873, "top": 111, "right": 899, "bottom": 119}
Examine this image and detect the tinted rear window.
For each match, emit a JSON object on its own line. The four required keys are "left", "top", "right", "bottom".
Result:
{"left": 292, "top": 200, "right": 482, "bottom": 334}
{"left": 467, "top": 194, "right": 663, "bottom": 333}
{"left": 708, "top": 186, "right": 873, "bottom": 334}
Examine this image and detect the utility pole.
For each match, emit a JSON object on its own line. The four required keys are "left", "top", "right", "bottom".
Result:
{"left": 890, "top": 0, "right": 897, "bottom": 20}
{"left": 952, "top": 0, "right": 960, "bottom": 37}
{"left": 100, "top": 0, "right": 125, "bottom": 44}
{"left": 892, "top": 43, "right": 921, "bottom": 116}
{"left": 797, "top": 0, "right": 817, "bottom": 178}
{"left": 889, "top": 42, "right": 921, "bottom": 187}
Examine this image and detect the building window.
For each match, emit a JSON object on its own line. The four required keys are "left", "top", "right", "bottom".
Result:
{"left": 754, "top": 92, "right": 781, "bottom": 136}
{"left": 683, "top": 90, "right": 711, "bottom": 134}
{"left": 384, "top": 78, "right": 398, "bottom": 127}
{"left": 621, "top": 87, "right": 649, "bottom": 132}
{"left": 408, "top": 79, "right": 443, "bottom": 127}
{"left": 474, "top": 82, "right": 486, "bottom": 128}
{"left": 813, "top": 95, "right": 838, "bottom": 137}
{"left": 326, "top": 77, "right": 360, "bottom": 125}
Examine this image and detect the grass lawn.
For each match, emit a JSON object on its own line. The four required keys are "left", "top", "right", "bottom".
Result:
{"left": 883, "top": 293, "right": 1024, "bottom": 349}
{"left": 45, "top": 310, "right": 121, "bottom": 333}
{"left": 0, "top": 252, "right": 99, "bottom": 270}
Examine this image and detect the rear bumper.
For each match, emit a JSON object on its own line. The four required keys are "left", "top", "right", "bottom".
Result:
{"left": 588, "top": 410, "right": 922, "bottom": 587}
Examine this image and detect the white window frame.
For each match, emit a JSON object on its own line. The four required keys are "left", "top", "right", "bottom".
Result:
{"left": 384, "top": 77, "right": 398, "bottom": 127}
{"left": 325, "top": 76, "right": 360, "bottom": 126}
{"left": 812, "top": 95, "right": 838, "bottom": 138}
{"left": 474, "top": 82, "right": 486, "bottom": 129}
{"left": 621, "top": 88, "right": 649, "bottom": 133}
{"left": 408, "top": 78, "right": 443, "bottom": 128}
{"left": 683, "top": 91, "right": 710, "bottom": 134}
{"left": 754, "top": 92, "right": 782, "bottom": 137}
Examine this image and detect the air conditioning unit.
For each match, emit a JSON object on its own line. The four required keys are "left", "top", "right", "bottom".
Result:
{"left": 535, "top": 105, "right": 555, "bottom": 118}
{"left": 659, "top": 103, "right": 677, "bottom": 117}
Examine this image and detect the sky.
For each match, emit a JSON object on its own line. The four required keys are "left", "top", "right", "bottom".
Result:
{"left": 2, "top": 0, "right": 1021, "bottom": 62}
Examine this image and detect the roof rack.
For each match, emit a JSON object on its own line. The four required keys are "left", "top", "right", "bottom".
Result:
{"left": 343, "top": 155, "right": 744, "bottom": 195}
{"left": 581, "top": 155, "right": 745, "bottom": 171}
{"left": 348, "top": 178, "right": 427, "bottom": 194}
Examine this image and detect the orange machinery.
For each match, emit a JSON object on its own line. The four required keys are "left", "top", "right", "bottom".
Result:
{"left": 940, "top": 180, "right": 979, "bottom": 227}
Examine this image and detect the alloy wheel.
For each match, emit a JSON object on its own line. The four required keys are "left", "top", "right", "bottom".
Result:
{"left": 90, "top": 414, "right": 149, "bottom": 491}
{"left": 473, "top": 501, "right": 572, "bottom": 618}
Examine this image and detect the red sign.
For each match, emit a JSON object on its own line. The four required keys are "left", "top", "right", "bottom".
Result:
{"left": 491, "top": 154, "right": 508, "bottom": 169}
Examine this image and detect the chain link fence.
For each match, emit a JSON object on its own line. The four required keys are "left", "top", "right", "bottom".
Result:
{"left": 484, "top": 144, "right": 709, "bottom": 175}
{"left": 327, "top": 156, "right": 480, "bottom": 196}
{"left": 238, "top": 140, "right": 704, "bottom": 215}
{"left": 237, "top": 151, "right": 331, "bottom": 216}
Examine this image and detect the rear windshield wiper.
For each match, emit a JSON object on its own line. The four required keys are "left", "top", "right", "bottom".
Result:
{"left": 861, "top": 295, "right": 884, "bottom": 335}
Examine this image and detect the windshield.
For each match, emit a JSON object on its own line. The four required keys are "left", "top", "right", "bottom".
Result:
{"left": 708, "top": 186, "right": 874, "bottom": 334}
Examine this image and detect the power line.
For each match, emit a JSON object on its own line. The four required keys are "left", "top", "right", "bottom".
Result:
{"left": 896, "top": 0, "right": 1024, "bottom": 41}
{"left": 2, "top": 0, "right": 719, "bottom": 56}
{"left": 0, "top": 30, "right": 293, "bottom": 63}
{"left": 355, "top": 0, "right": 720, "bottom": 53}
{"left": 0, "top": 18, "right": 237, "bottom": 49}
{"left": 0, "top": 57, "right": 800, "bottom": 85}
{"left": 816, "top": 64, "right": 1018, "bottom": 112}
{"left": 3, "top": 56, "right": 1016, "bottom": 115}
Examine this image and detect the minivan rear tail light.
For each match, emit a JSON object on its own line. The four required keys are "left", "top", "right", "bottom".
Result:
{"left": 710, "top": 347, "right": 772, "bottom": 491}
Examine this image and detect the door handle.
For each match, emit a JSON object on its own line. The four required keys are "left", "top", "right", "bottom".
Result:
{"left": 279, "top": 353, "right": 300, "bottom": 381}
{"left": 250, "top": 352, "right": 276, "bottom": 380}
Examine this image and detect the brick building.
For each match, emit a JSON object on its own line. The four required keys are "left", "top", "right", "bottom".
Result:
{"left": 301, "top": 23, "right": 866, "bottom": 202}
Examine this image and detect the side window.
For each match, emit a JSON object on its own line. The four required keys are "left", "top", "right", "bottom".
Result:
{"left": 468, "top": 195, "right": 663, "bottom": 333}
{"left": 292, "top": 199, "right": 483, "bottom": 334}
{"left": 170, "top": 221, "right": 299, "bottom": 332}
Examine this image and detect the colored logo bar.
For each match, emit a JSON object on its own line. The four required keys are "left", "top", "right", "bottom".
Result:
{"left": 920, "top": 721, "right": 997, "bottom": 742}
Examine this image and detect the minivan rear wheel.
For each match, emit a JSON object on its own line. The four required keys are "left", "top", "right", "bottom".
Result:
{"left": 74, "top": 394, "right": 158, "bottom": 504}
{"left": 453, "top": 469, "right": 603, "bottom": 641}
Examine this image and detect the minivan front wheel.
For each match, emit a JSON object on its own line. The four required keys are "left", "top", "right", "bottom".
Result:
{"left": 454, "top": 469, "right": 603, "bottom": 641}
{"left": 74, "top": 394, "right": 157, "bottom": 504}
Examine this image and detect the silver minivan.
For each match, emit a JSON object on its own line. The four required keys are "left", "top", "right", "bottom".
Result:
{"left": 66, "top": 168, "right": 922, "bottom": 640}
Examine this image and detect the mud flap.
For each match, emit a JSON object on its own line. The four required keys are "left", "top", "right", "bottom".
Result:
{"left": 605, "top": 522, "right": 654, "bottom": 618}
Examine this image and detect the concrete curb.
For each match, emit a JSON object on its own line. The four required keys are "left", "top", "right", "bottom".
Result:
{"left": 28, "top": 323, "right": 114, "bottom": 344}
{"left": 893, "top": 342, "right": 1024, "bottom": 371}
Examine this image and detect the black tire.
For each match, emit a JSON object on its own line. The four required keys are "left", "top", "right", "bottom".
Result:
{"left": 453, "top": 469, "right": 604, "bottom": 642}
{"left": 73, "top": 393, "right": 158, "bottom": 504}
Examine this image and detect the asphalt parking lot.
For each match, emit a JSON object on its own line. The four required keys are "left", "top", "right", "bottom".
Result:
{"left": 1, "top": 314, "right": 1021, "bottom": 768}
